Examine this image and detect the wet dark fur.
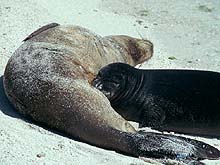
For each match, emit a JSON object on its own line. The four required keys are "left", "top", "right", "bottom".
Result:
{"left": 93, "top": 62, "right": 220, "bottom": 137}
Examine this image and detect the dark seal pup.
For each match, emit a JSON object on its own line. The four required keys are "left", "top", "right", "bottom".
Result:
{"left": 3, "top": 23, "right": 220, "bottom": 162}
{"left": 93, "top": 62, "right": 220, "bottom": 137}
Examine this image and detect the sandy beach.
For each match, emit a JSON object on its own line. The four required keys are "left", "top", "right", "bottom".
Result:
{"left": 0, "top": 0, "right": 220, "bottom": 164}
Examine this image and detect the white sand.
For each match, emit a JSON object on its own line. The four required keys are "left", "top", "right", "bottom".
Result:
{"left": 0, "top": 0, "right": 220, "bottom": 164}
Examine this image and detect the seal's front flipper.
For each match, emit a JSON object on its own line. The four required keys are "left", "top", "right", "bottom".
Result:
{"left": 23, "top": 23, "right": 60, "bottom": 41}
{"left": 133, "top": 132, "right": 220, "bottom": 161}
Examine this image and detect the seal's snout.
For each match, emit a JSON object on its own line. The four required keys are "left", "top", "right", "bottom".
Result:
{"left": 92, "top": 78, "right": 112, "bottom": 98}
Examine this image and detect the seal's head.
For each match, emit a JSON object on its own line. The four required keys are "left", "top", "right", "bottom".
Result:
{"left": 108, "top": 36, "right": 153, "bottom": 66}
{"left": 92, "top": 63, "right": 133, "bottom": 100}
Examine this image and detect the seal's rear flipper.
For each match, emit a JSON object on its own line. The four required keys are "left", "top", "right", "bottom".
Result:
{"left": 131, "top": 132, "right": 220, "bottom": 161}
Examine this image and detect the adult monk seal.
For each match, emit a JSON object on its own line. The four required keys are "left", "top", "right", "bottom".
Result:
{"left": 93, "top": 62, "right": 220, "bottom": 137}
{"left": 3, "top": 23, "right": 220, "bottom": 161}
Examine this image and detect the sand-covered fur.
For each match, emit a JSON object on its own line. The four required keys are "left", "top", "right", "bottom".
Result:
{"left": 4, "top": 24, "right": 153, "bottom": 154}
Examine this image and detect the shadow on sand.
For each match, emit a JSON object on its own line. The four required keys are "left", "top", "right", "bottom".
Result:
{"left": 0, "top": 75, "right": 23, "bottom": 119}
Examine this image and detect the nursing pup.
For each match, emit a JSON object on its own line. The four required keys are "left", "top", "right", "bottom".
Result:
{"left": 93, "top": 62, "right": 220, "bottom": 137}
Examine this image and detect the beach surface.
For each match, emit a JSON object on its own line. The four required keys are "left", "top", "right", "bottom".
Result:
{"left": 0, "top": 0, "right": 220, "bottom": 164}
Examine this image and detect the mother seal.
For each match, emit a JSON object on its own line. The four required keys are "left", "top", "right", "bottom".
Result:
{"left": 3, "top": 23, "right": 220, "bottom": 161}
{"left": 93, "top": 62, "right": 220, "bottom": 137}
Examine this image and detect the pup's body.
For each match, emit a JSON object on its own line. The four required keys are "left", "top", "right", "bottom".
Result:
{"left": 93, "top": 63, "right": 220, "bottom": 137}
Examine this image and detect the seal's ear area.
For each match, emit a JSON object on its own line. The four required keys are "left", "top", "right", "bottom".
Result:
{"left": 106, "top": 35, "right": 153, "bottom": 65}
{"left": 125, "top": 38, "right": 153, "bottom": 65}
{"left": 134, "top": 132, "right": 220, "bottom": 161}
{"left": 134, "top": 39, "right": 154, "bottom": 64}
